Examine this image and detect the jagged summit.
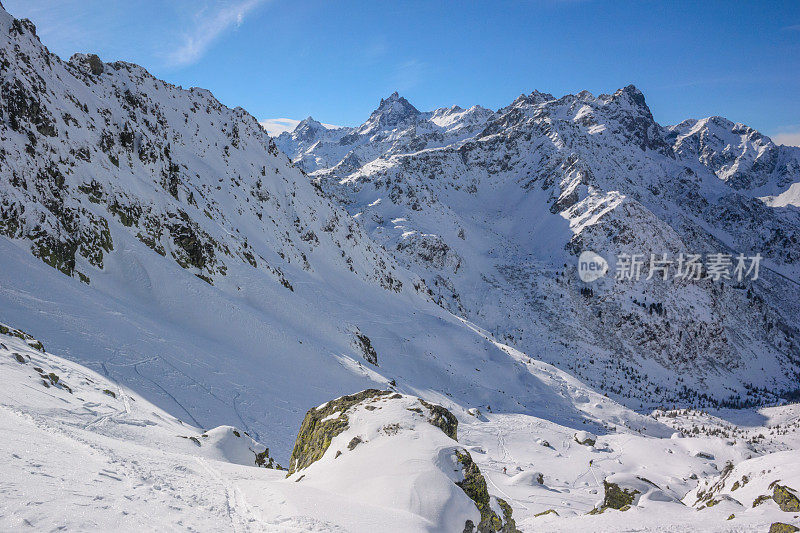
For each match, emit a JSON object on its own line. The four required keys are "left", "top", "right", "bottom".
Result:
{"left": 599, "top": 84, "right": 652, "bottom": 114}
{"left": 298, "top": 115, "right": 319, "bottom": 126}
{"left": 291, "top": 115, "right": 328, "bottom": 141}
{"left": 363, "top": 91, "right": 421, "bottom": 130}
{"left": 502, "top": 90, "right": 555, "bottom": 111}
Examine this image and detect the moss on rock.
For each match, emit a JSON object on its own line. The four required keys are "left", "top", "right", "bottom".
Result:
{"left": 774, "top": 484, "right": 800, "bottom": 512}
{"left": 288, "top": 390, "right": 462, "bottom": 475}
{"left": 287, "top": 389, "right": 514, "bottom": 531}
{"left": 419, "top": 398, "right": 458, "bottom": 441}
{"left": 288, "top": 389, "right": 392, "bottom": 474}
{"left": 0, "top": 323, "right": 44, "bottom": 351}
{"left": 754, "top": 494, "right": 771, "bottom": 507}
{"left": 602, "top": 481, "right": 639, "bottom": 510}
{"left": 454, "top": 449, "right": 518, "bottom": 532}
{"left": 770, "top": 523, "right": 799, "bottom": 533}
{"left": 495, "top": 497, "right": 517, "bottom": 533}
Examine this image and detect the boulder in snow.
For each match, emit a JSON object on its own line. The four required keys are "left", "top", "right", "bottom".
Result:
{"left": 574, "top": 430, "right": 597, "bottom": 446}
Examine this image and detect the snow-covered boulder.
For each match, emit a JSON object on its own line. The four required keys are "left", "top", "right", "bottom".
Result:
{"left": 574, "top": 430, "right": 597, "bottom": 446}
{"left": 287, "top": 389, "right": 518, "bottom": 532}
{"left": 590, "top": 473, "right": 680, "bottom": 514}
{"left": 188, "top": 425, "right": 280, "bottom": 469}
{"left": 508, "top": 470, "right": 544, "bottom": 486}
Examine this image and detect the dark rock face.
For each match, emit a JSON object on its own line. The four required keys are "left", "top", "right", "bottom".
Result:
{"left": 353, "top": 330, "right": 378, "bottom": 365}
{"left": 419, "top": 398, "right": 458, "bottom": 441}
{"left": 254, "top": 446, "right": 282, "bottom": 469}
{"left": 86, "top": 54, "right": 104, "bottom": 75}
{"left": 368, "top": 91, "right": 421, "bottom": 129}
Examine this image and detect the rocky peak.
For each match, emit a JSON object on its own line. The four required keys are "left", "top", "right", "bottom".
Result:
{"left": 609, "top": 84, "right": 649, "bottom": 110}
{"left": 69, "top": 53, "right": 105, "bottom": 76}
{"left": 295, "top": 116, "right": 323, "bottom": 130}
{"left": 365, "top": 91, "right": 420, "bottom": 130}
{"left": 292, "top": 116, "right": 327, "bottom": 142}
{"left": 505, "top": 90, "right": 555, "bottom": 111}
{"left": 0, "top": 3, "right": 37, "bottom": 41}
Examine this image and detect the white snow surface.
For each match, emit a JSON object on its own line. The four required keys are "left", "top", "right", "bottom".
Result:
{"left": 3, "top": 330, "right": 800, "bottom": 531}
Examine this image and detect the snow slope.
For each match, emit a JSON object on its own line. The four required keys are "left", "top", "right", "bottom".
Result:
{"left": 0, "top": 2, "right": 662, "bottom": 470}
{"left": 3, "top": 325, "right": 800, "bottom": 532}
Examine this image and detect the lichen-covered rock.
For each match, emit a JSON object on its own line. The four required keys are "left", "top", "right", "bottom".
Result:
{"left": 288, "top": 390, "right": 516, "bottom": 532}
{"left": 602, "top": 480, "right": 639, "bottom": 510}
{"left": 288, "top": 389, "right": 464, "bottom": 475}
{"left": 0, "top": 323, "right": 44, "bottom": 351}
{"left": 419, "top": 398, "right": 458, "bottom": 440}
{"left": 774, "top": 484, "right": 800, "bottom": 512}
{"left": 770, "top": 523, "right": 799, "bottom": 533}
{"left": 753, "top": 494, "right": 772, "bottom": 507}
{"left": 288, "top": 389, "right": 392, "bottom": 474}
{"left": 591, "top": 474, "right": 679, "bottom": 514}
{"left": 454, "top": 449, "right": 519, "bottom": 533}
{"left": 454, "top": 449, "right": 494, "bottom": 529}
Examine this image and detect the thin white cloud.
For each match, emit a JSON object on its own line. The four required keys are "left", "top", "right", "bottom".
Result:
{"left": 259, "top": 118, "right": 340, "bottom": 136}
{"left": 392, "top": 59, "right": 426, "bottom": 92}
{"left": 772, "top": 131, "right": 800, "bottom": 147}
{"left": 168, "top": 0, "right": 267, "bottom": 67}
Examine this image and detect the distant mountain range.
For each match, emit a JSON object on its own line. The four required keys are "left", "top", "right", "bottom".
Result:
{"left": 276, "top": 89, "right": 800, "bottom": 406}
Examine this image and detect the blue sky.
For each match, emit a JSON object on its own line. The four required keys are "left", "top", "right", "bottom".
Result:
{"left": 5, "top": 0, "right": 800, "bottom": 143}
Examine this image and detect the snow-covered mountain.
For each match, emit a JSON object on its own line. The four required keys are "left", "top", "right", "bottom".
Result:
{"left": 277, "top": 87, "right": 800, "bottom": 408}
{"left": 2, "top": 4, "right": 800, "bottom": 531}
{"left": 0, "top": 2, "right": 556, "bottom": 459}
{"left": 0, "top": 1, "right": 648, "bottom": 471}
{"left": 274, "top": 92, "right": 497, "bottom": 175}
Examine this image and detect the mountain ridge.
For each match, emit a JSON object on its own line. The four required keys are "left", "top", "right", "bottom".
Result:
{"left": 0, "top": 0, "right": 641, "bottom": 460}
{"left": 277, "top": 85, "right": 800, "bottom": 408}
